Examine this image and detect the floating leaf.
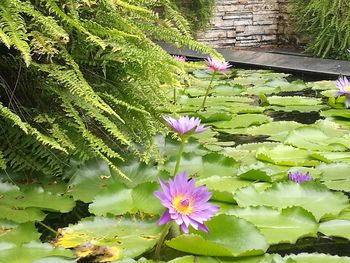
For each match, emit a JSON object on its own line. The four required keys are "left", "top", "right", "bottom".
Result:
{"left": 66, "top": 158, "right": 114, "bottom": 202}
{"left": 210, "top": 114, "right": 272, "bottom": 129}
{"left": 169, "top": 254, "right": 284, "bottom": 263}
{"left": 234, "top": 182, "right": 348, "bottom": 221}
{"left": 55, "top": 217, "right": 161, "bottom": 261}
{"left": 285, "top": 253, "right": 350, "bottom": 263}
{"left": 267, "top": 96, "right": 322, "bottom": 106}
{"left": 225, "top": 206, "right": 318, "bottom": 244}
{"left": 0, "top": 205, "right": 45, "bottom": 223}
{"left": 247, "top": 121, "right": 304, "bottom": 141}
{"left": 0, "top": 241, "right": 73, "bottom": 263}
{"left": 164, "top": 152, "right": 237, "bottom": 179}
{"left": 166, "top": 214, "right": 268, "bottom": 257}
{"left": 317, "top": 163, "right": 350, "bottom": 191}
{"left": 197, "top": 176, "right": 253, "bottom": 202}
{"left": 0, "top": 221, "right": 40, "bottom": 245}
{"left": 268, "top": 105, "right": 328, "bottom": 113}
{"left": 256, "top": 145, "right": 319, "bottom": 167}
{"left": 319, "top": 219, "right": 350, "bottom": 239}
{"left": 311, "top": 152, "right": 350, "bottom": 163}
{"left": 321, "top": 109, "right": 350, "bottom": 119}
{"left": 284, "top": 127, "right": 350, "bottom": 152}
{"left": 307, "top": 80, "right": 336, "bottom": 90}
{"left": 89, "top": 182, "right": 163, "bottom": 216}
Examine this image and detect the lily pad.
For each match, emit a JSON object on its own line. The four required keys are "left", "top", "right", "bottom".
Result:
{"left": 55, "top": 216, "right": 161, "bottom": 261}
{"left": 210, "top": 114, "right": 272, "bottom": 129}
{"left": 317, "top": 163, "right": 350, "bottom": 191}
{"left": 319, "top": 220, "right": 350, "bottom": 239}
{"left": 284, "top": 127, "right": 350, "bottom": 152}
{"left": 197, "top": 176, "right": 253, "bottom": 202}
{"left": 256, "top": 145, "right": 319, "bottom": 167}
{"left": 0, "top": 241, "right": 73, "bottom": 263}
{"left": 89, "top": 182, "right": 163, "bottom": 216}
{"left": 166, "top": 214, "right": 268, "bottom": 257}
{"left": 234, "top": 182, "right": 349, "bottom": 221}
{"left": 0, "top": 221, "right": 40, "bottom": 245}
{"left": 246, "top": 121, "right": 304, "bottom": 141}
{"left": 225, "top": 206, "right": 318, "bottom": 244}
{"left": 285, "top": 253, "right": 350, "bottom": 263}
{"left": 266, "top": 96, "right": 322, "bottom": 106}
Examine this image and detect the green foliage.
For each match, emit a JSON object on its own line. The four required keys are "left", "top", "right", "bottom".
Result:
{"left": 291, "top": 0, "right": 350, "bottom": 59}
{"left": 0, "top": 0, "right": 218, "bottom": 178}
{"left": 170, "top": 0, "right": 216, "bottom": 32}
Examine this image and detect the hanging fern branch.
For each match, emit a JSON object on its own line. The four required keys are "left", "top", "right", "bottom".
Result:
{"left": 0, "top": 0, "right": 217, "bottom": 178}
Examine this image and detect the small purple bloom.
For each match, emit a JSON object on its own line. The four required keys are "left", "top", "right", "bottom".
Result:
{"left": 288, "top": 171, "right": 312, "bottom": 184}
{"left": 335, "top": 76, "right": 350, "bottom": 108}
{"left": 154, "top": 171, "right": 219, "bottom": 233}
{"left": 163, "top": 116, "right": 209, "bottom": 137}
{"left": 205, "top": 57, "right": 231, "bottom": 75}
{"left": 173, "top": 55, "right": 186, "bottom": 62}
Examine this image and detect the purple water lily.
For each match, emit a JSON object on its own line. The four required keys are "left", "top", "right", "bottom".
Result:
{"left": 288, "top": 171, "right": 313, "bottom": 184}
{"left": 336, "top": 76, "right": 350, "bottom": 108}
{"left": 205, "top": 57, "right": 231, "bottom": 75}
{"left": 163, "top": 116, "right": 208, "bottom": 137}
{"left": 154, "top": 171, "right": 219, "bottom": 233}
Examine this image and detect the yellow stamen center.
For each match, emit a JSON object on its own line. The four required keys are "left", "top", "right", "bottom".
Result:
{"left": 172, "top": 196, "right": 192, "bottom": 215}
{"left": 344, "top": 86, "right": 350, "bottom": 92}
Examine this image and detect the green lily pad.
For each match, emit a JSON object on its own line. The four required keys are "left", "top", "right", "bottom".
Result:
{"left": 0, "top": 241, "right": 73, "bottom": 263}
{"left": 210, "top": 114, "right": 272, "bottom": 129}
{"left": 246, "top": 121, "right": 304, "bottom": 141}
{"left": 319, "top": 220, "right": 350, "bottom": 239}
{"left": 267, "top": 105, "right": 328, "bottom": 113}
{"left": 234, "top": 182, "right": 349, "bottom": 221}
{"left": 164, "top": 152, "right": 237, "bottom": 178}
{"left": 225, "top": 206, "right": 318, "bottom": 244}
{"left": 0, "top": 182, "right": 74, "bottom": 223}
{"left": 321, "top": 109, "right": 350, "bottom": 119}
{"left": 166, "top": 214, "right": 268, "bottom": 257}
{"left": 307, "top": 80, "right": 336, "bottom": 90}
{"left": 55, "top": 216, "right": 161, "bottom": 261}
{"left": 285, "top": 253, "right": 350, "bottom": 263}
{"left": 66, "top": 158, "right": 114, "bottom": 202}
{"left": 89, "top": 182, "right": 163, "bottom": 216}
{"left": 169, "top": 254, "right": 285, "bottom": 262}
{"left": 197, "top": 176, "right": 253, "bottom": 202}
{"left": 256, "top": 145, "right": 319, "bottom": 167}
{"left": 317, "top": 163, "right": 350, "bottom": 191}
{"left": 284, "top": 127, "right": 350, "bottom": 152}
{"left": 267, "top": 96, "right": 322, "bottom": 106}
{"left": 311, "top": 152, "right": 350, "bottom": 163}
{"left": 0, "top": 221, "right": 40, "bottom": 245}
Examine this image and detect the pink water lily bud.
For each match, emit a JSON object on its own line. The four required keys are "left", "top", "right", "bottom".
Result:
{"left": 205, "top": 57, "right": 231, "bottom": 75}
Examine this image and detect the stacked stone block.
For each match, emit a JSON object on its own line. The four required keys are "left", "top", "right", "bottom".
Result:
{"left": 196, "top": 0, "right": 293, "bottom": 48}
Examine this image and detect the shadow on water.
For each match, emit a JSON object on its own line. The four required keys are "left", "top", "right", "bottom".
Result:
{"left": 268, "top": 237, "right": 350, "bottom": 257}
{"left": 267, "top": 111, "right": 321, "bottom": 124}
{"left": 216, "top": 133, "right": 273, "bottom": 145}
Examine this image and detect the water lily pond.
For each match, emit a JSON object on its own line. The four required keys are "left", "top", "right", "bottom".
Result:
{"left": 2, "top": 63, "right": 350, "bottom": 263}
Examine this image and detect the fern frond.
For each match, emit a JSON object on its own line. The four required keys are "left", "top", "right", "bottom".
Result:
{"left": 0, "top": 102, "right": 28, "bottom": 134}
{"left": 0, "top": 0, "right": 31, "bottom": 65}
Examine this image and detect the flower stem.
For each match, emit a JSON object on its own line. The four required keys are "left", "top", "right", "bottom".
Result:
{"left": 200, "top": 71, "right": 216, "bottom": 110}
{"left": 154, "top": 222, "right": 172, "bottom": 261}
{"left": 173, "top": 138, "right": 185, "bottom": 177}
{"left": 173, "top": 86, "right": 176, "bottom": 104}
{"left": 37, "top": 221, "right": 58, "bottom": 235}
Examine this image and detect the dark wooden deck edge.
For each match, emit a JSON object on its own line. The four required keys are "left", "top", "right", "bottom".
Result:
{"left": 159, "top": 43, "right": 350, "bottom": 79}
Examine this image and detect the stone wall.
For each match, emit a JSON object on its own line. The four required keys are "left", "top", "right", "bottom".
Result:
{"left": 196, "top": 0, "right": 295, "bottom": 48}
